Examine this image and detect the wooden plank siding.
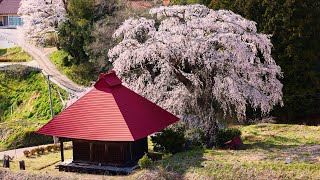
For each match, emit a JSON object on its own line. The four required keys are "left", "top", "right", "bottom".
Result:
{"left": 72, "top": 138, "right": 148, "bottom": 167}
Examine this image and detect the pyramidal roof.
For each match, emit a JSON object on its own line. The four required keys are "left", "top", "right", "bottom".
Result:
{"left": 36, "top": 71, "right": 179, "bottom": 141}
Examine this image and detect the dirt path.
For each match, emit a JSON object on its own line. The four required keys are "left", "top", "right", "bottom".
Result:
{"left": 0, "top": 145, "right": 45, "bottom": 160}
{"left": 0, "top": 29, "right": 83, "bottom": 94}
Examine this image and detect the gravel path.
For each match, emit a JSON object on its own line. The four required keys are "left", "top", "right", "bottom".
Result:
{"left": 0, "top": 145, "right": 44, "bottom": 160}
{"left": 0, "top": 29, "right": 83, "bottom": 94}
{"left": 0, "top": 30, "right": 82, "bottom": 160}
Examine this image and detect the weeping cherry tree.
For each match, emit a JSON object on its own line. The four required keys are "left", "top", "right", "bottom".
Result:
{"left": 108, "top": 5, "right": 283, "bottom": 146}
{"left": 18, "top": 0, "right": 65, "bottom": 46}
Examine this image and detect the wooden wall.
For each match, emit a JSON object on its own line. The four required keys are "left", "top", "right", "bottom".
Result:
{"left": 72, "top": 138, "right": 147, "bottom": 166}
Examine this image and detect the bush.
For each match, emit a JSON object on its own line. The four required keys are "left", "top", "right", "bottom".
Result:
{"left": 216, "top": 128, "right": 242, "bottom": 148}
{"left": 184, "top": 128, "right": 206, "bottom": 147}
{"left": 37, "top": 147, "right": 46, "bottom": 154}
{"left": 64, "top": 63, "right": 96, "bottom": 86}
{"left": 44, "top": 146, "right": 51, "bottom": 152}
{"left": 43, "top": 144, "right": 60, "bottom": 152}
{"left": 50, "top": 50, "right": 97, "bottom": 86}
{"left": 138, "top": 153, "right": 153, "bottom": 169}
{"left": 34, "top": 147, "right": 41, "bottom": 155}
{"left": 151, "top": 126, "right": 186, "bottom": 154}
{"left": 23, "top": 150, "right": 30, "bottom": 157}
{"left": 30, "top": 149, "right": 36, "bottom": 156}
{"left": 24, "top": 144, "right": 63, "bottom": 157}
{"left": 44, "top": 32, "right": 59, "bottom": 47}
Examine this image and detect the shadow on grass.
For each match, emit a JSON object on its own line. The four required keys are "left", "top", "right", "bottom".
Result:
{"left": 244, "top": 142, "right": 299, "bottom": 151}
{"left": 243, "top": 134, "right": 305, "bottom": 150}
{"left": 0, "top": 49, "right": 7, "bottom": 56}
{"left": 152, "top": 148, "right": 205, "bottom": 177}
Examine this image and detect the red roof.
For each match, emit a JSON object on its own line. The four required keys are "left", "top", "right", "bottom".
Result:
{"left": 36, "top": 71, "right": 179, "bottom": 141}
{"left": 0, "top": 0, "right": 21, "bottom": 14}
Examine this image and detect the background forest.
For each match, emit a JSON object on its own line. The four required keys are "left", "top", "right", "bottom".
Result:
{"left": 13, "top": 0, "right": 320, "bottom": 148}
{"left": 0, "top": 0, "right": 319, "bottom": 178}
{"left": 51, "top": 0, "right": 319, "bottom": 125}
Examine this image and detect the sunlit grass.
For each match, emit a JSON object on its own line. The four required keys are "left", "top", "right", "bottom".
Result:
{"left": 142, "top": 124, "right": 320, "bottom": 179}
{"left": 240, "top": 123, "right": 320, "bottom": 147}
{"left": 0, "top": 47, "right": 32, "bottom": 62}
{"left": 1, "top": 124, "right": 320, "bottom": 179}
{"left": 50, "top": 50, "right": 96, "bottom": 86}
{"left": 11, "top": 150, "right": 72, "bottom": 171}
{"left": 0, "top": 71, "right": 67, "bottom": 151}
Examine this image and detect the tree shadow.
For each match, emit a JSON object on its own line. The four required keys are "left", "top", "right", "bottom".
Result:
{"left": 243, "top": 134, "right": 304, "bottom": 151}
{"left": 152, "top": 148, "right": 206, "bottom": 178}
{"left": 0, "top": 48, "right": 7, "bottom": 56}
{"left": 244, "top": 142, "right": 299, "bottom": 151}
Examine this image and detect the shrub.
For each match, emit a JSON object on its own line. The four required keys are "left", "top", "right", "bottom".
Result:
{"left": 44, "top": 32, "right": 59, "bottom": 47}
{"left": 54, "top": 144, "right": 60, "bottom": 151}
{"left": 44, "top": 146, "right": 51, "bottom": 152}
{"left": 46, "top": 145, "right": 55, "bottom": 152}
{"left": 30, "top": 149, "right": 37, "bottom": 156}
{"left": 65, "top": 63, "right": 97, "bottom": 86}
{"left": 23, "top": 150, "right": 30, "bottom": 157}
{"left": 151, "top": 126, "right": 186, "bottom": 154}
{"left": 50, "top": 50, "right": 97, "bottom": 86}
{"left": 216, "top": 128, "right": 242, "bottom": 148}
{"left": 38, "top": 147, "right": 46, "bottom": 154}
{"left": 34, "top": 147, "right": 41, "bottom": 155}
{"left": 138, "top": 153, "right": 153, "bottom": 169}
{"left": 44, "top": 144, "right": 60, "bottom": 152}
{"left": 184, "top": 128, "right": 206, "bottom": 147}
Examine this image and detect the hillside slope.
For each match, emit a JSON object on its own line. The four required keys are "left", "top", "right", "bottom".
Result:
{"left": 0, "top": 47, "right": 32, "bottom": 62}
{"left": 0, "top": 66, "right": 67, "bottom": 151}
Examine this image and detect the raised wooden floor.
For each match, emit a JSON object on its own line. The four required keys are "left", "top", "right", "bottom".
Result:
{"left": 58, "top": 160, "right": 139, "bottom": 175}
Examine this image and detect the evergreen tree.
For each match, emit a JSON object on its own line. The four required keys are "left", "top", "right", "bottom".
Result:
{"left": 58, "top": 0, "right": 95, "bottom": 64}
{"left": 207, "top": 0, "right": 320, "bottom": 122}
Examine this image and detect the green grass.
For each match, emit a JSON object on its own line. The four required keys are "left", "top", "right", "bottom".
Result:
{"left": 5, "top": 150, "right": 73, "bottom": 172}
{"left": 0, "top": 68, "right": 68, "bottom": 151}
{"left": 50, "top": 50, "right": 97, "bottom": 86}
{"left": 135, "top": 124, "right": 320, "bottom": 179}
{"left": 1, "top": 123, "right": 320, "bottom": 179}
{"left": 240, "top": 123, "right": 320, "bottom": 147}
{"left": 0, "top": 47, "right": 32, "bottom": 62}
{"left": 2, "top": 142, "right": 73, "bottom": 171}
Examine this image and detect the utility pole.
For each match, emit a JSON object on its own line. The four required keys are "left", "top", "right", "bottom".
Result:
{"left": 47, "top": 75, "right": 59, "bottom": 144}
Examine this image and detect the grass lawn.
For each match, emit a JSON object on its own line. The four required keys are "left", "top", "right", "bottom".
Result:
{"left": 1, "top": 123, "right": 319, "bottom": 179}
{"left": 50, "top": 50, "right": 97, "bottom": 86}
{"left": 0, "top": 70, "right": 67, "bottom": 151}
{"left": 0, "top": 47, "right": 32, "bottom": 62}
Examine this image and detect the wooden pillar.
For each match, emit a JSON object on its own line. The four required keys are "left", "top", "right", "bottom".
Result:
{"left": 60, "top": 138, "right": 64, "bottom": 162}
{"left": 3, "top": 155, "right": 9, "bottom": 168}
{"left": 90, "top": 143, "right": 93, "bottom": 161}
{"left": 129, "top": 143, "right": 133, "bottom": 160}
{"left": 105, "top": 143, "right": 108, "bottom": 162}
{"left": 19, "top": 160, "right": 25, "bottom": 170}
{"left": 145, "top": 137, "right": 148, "bottom": 153}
